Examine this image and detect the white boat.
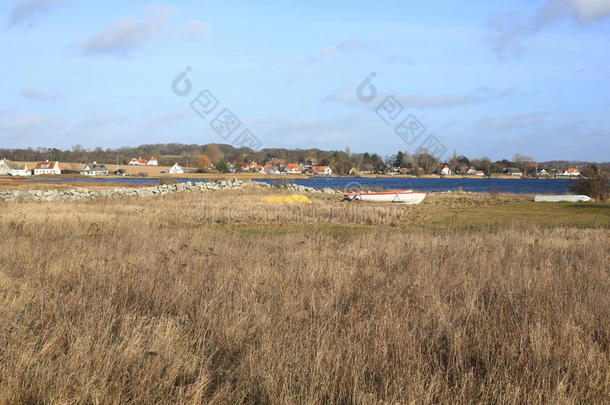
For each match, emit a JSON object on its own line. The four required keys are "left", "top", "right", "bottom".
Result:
{"left": 534, "top": 194, "right": 591, "bottom": 202}
{"left": 344, "top": 189, "right": 427, "bottom": 204}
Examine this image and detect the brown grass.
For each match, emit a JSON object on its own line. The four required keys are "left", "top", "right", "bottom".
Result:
{"left": 1, "top": 191, "right": 609, "bottom": 404}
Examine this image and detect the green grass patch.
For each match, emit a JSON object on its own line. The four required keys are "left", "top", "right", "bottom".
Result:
{"left": 427, "top": 201, "right": 610, "bottom": 231}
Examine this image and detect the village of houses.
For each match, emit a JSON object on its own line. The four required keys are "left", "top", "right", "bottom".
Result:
{"left": 0, "top": 156, "right": 583, "bottom": 178}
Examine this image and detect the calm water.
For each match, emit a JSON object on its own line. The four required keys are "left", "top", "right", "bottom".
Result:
{"left": 259, "top": 178, "right": 576, "bottom": 194}
{"left": 20, "top": 177, "right": 576, "bottom": 194}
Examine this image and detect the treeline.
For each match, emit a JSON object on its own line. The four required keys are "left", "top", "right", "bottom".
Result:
{"left": 1, "top": 144, "right": 608, "bottom": 174}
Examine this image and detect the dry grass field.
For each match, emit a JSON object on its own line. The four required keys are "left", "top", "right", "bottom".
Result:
{"left": 1, "top": 189, "right": 609, "bottom": 404}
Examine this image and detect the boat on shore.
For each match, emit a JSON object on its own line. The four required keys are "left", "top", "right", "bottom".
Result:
{"left": 344, "top": 189, "right": 427, "bottom": 204}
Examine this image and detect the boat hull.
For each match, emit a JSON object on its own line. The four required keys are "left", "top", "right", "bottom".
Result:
{"left": 345, "top": 190, "right": 426, "bottom": 204}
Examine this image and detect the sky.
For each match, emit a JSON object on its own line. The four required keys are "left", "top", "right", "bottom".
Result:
{"left": 1, "top": 0, "right": 609, "bottom": 161}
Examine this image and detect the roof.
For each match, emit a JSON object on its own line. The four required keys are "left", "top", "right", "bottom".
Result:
{"left": 5, "top": 161, "right": 27, "bottom": 170}
{"left": 287, "top": 163, "right": 301, "bottom": 170}
{"left": 312, "top": 165, "right": 330, "bottom": 172}
{"left": 83, "top": 162, "right": 108, "bottom": 171}
{"left": 131, "top": 158, "right": 147, "bottom": 163}
{"left": 566, "top": 168, "right": 580, "bottom": 173}
{"left": 35, "top": 161, "right": 60, "bottom": 170}
{"left": 234, "top": 162, "right": 249, "bottom": 168}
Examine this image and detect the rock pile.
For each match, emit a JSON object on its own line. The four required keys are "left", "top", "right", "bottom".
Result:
{"left": 274, "top": 183, "right": 340, "bottom": 195}
{"left": 0, "top": 179, "right": 340, "bottom": 202}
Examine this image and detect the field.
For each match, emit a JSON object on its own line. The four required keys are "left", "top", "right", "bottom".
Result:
{"left": 1, "top": 189, "right": 609, "bottom": 404}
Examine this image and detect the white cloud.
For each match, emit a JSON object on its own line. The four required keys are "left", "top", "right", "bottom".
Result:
{"left": 178, "top": 20, "right": 211, "bottom": 39}
{"left": 80, "top": 4, "right": 174, "bottom": 56}
{"left": 478, "top": 112, "right": 550, "bottom": 132}
{"left": 487, "top": 0, "right": 610, "bottom": 60}
{"left": 0, "top": 112, "right": 65, "bottom": 131}
{"left": 8, "top": 0, "right": 66, "bottom": 26}
{"left": 288, "top": 38, "right": 365, "bottom": 82}
{"left": 21, "top": 88, "right": 65, "bottom": 102}
{"left": 325, "top": 85, "right": 524, "bottom": 109}
{"left": 143, "top": 109, "right": 194, "bottom": 129}
{"left": 570, "top": 0, "right": 610, "bottom": 22}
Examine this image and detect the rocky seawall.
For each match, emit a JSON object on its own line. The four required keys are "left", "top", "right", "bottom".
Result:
{"left": 0, "top": 180, "right": 341, "bottom": 202}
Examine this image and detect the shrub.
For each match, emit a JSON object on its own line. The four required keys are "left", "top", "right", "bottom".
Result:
{"left": 571, "top": 166, "right": 609, "bottom": 201}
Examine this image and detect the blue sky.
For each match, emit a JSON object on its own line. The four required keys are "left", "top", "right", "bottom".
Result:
{"left": 1, "top": 0, "right": 609, "bottom": 161}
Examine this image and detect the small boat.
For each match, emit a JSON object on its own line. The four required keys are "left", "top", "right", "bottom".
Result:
{"left": 344, "top": 189, "right": 427, "bottom": 204}
{"left": 534, "top": 194, "right": 591, "bottom": 202}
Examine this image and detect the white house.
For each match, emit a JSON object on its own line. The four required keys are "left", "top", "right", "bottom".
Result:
{"left": 0, "top": 159, "right": 11, "bottom": 175}
{"left": 262, "top": 164, "right": 280, "bottom": 174}
{"left": 129, "top": 157, "right": 148, "bottom": 166}
{"left": 505, "top": 168, "right": 523, "bottom": 176}
{"left": 562, "top": 168, "right": 580, "bottom": 177}
{"left": 466, "top": 167, "right": 477, "bottom": 175}
{"left": 440, "top": 165, "right": 452, "bottom": 175}
{"left": 286, "top": 163, "right": 302, "bottom": 174}
{"left": 168, "top": 163, "right": 184, "bottom": 174}
{"left": 80, "top": 162, "right": 109, "bottom": 176}
{"left": 0, "top": 160, "right": 31, "bottom": 176}
{"left": 146, "top": 157, "right": 159, "bottom": 166}
{"left": 33, "top": 160, "right": 61, "bottom": 175}
{"left": 311, "top": 166, "right": 333, "bottom": 176}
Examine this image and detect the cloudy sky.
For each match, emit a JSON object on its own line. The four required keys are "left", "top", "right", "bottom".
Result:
{"left": 1, "top": 0, "right": 609, "bottom": 161}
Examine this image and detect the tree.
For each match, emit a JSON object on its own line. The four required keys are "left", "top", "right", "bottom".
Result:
{"left": 415, "top": 152, "right": 440, "bottom": 174}
{"left": 393, "top": 151, "right": 405, "bottom": 167}
{"left": 215, "top": 162, "right": 231, "bottom": 173}
{"left": 196, "top": 154, "right": 212, "bottom": 170}
{"left": 571, "top": 166, "right": 609, "bottom": 201}
{"left": 456, "top": 155, "right": 470, "bottom": 167}
{"left": 514, "top": 153, "right": 535, "bottom": 174}
{"left": 205, "top": 144, "right": 224, "bottom": 164}
{"left": 344, "top": 146, "right": 351, "bottom": 158}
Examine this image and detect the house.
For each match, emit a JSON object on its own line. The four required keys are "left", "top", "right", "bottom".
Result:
{"left": 440, "top": 165, "right": 452, "bottom": 175}
{"left": 0, "top": 159, "right": 31, "bottom": 176}
{"left": 129, "top": 157, "right": 148, "bottom": 166}
{"left": 233, "top": 162, "right": 250, "bottom": 172}
{"left": 311, "top": 165, "right": 333, "bottom": 176}
{"left": 475, "top": 170, "right": 485, "bottom": 176}
{"left": 465, "top": 167, "right": 477, "bottom": 175}
{"left": 249, "top": 162, "right": 261, "bottom": 171}
{"left": 305, "top": 157, "right": 318, "bottom": 166}
{"left": 538, "top": 169, "right": 549, "bottom": 176}
{"left": 146, "top": 157, "right": 158, "bottom": 166}
{"left": 262, "top": 164, "right": 279, "bottom": 174}
{"left": 168, "top": 163, "right": 184, "bottom": 174}
{"left": 356, "top": 163, "right": 375, "bottom": 174}
{"left": 562, "top": 168, "right": 580, "bottom": 177}
{"left": 275, "top": 158, "right": 287, "bottom": 167}
{"left": 33, "top": 160, "right": 62, "bottom": 175}
{"left": 80, "top": 162, "right": 108, "bottom": 176}
{"left": 505, "top": 167, "right": 523, "bottom": 176}
{"left": 286, "top": 163, "right": 302, "bottom": 174}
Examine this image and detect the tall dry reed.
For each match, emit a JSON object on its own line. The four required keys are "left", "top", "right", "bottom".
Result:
{"left": 0, "top": 193, "right": 608, "bottom": 404}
